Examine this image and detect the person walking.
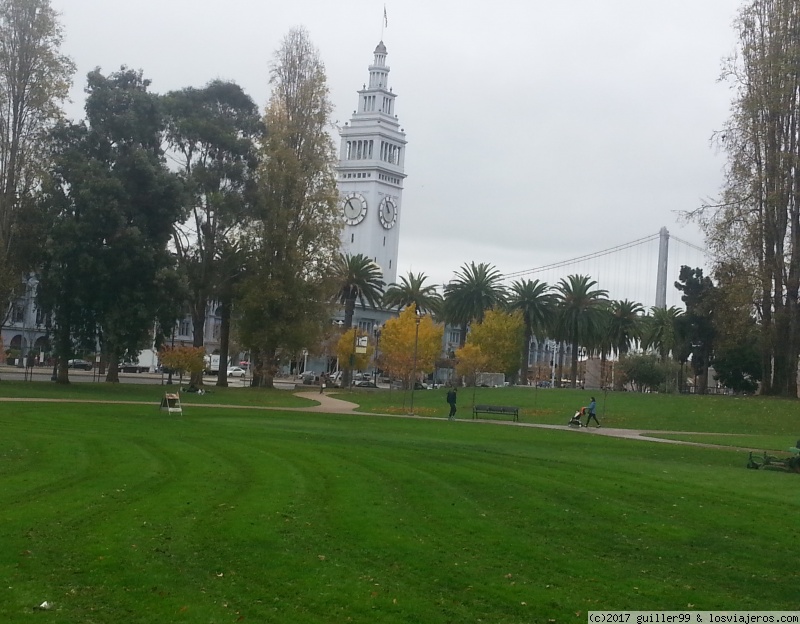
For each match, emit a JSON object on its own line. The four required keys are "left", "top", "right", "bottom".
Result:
{"left": 446, "top": 386, "right": 458, "bottom": 420}
{"left": 319, "top": 373, "right": 327, "bottom": 394}
{"left": 585, "top": 396, "right": 600, "bottom": 427}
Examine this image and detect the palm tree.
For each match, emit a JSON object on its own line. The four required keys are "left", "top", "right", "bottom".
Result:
{"left": 331, "top": 253, "right": 385, "bottom": 388}
{"left": 508, "top": 279, "right": 556, "bottom": 382}
{"left": 553, "top": 274, "right": 608, "bottom": 387}
{"left": 332, "top": 253, "right": 385, "bottom": 329}
{"left": 607, "top": 299, "right": 645, "bottom": 357}
{"left": 596, "top": 299, "right": 644, "bottom": 389}
{"left": 443, "top": 262, "right": 506, "bottom": 347}
{"left": 641, "top": 305, "right": 683, "bottom": 361}
{"left": 383, "top": 272, "right": 443, "bottom": 316}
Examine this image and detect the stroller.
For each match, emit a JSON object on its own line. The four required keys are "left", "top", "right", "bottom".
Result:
{"left": 568, "top": 407, "right": 585, "bottom": 427}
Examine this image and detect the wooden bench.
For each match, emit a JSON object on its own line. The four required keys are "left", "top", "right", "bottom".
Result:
{"left": 472, "top": 404, "right": 519, "bottom": 422}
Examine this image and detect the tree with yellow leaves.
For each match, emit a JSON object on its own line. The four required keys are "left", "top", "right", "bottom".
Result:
{"left": 467, "top": 309, "right": 524, "bottom": 380}
{"left": 336, "top": 328, "right": 373, "bottom": 380}
{"left": 454, "top": 342, "right": 489, "bottom": 388}
{"left": 159, "top": 346, "right": 206, "bottom": 386}
{"left": 380, "top": 305, "right": 443, "bottom": 388}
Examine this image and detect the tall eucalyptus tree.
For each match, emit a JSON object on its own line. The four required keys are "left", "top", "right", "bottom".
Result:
{"left": 698, "top": 0, "right": 800, "bottom": 395}
{"left": 238, "top": 27, "right": 341, "bottom": 387}
{"left": 0, "top": 0, "right": 73, "bottom": 326}
{"left": 163, "top": 79, "right": 262, "bottom": 386}
{"left": 38, "top": 68, "right": 183, "bottom": 382}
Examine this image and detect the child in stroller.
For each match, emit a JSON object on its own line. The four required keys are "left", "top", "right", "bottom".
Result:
{"left": 568, "top": 407, "right": 585, "bottom": 427}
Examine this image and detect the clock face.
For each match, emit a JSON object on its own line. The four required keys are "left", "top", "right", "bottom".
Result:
{"left": 379, "top": 197, "right": 397, "bottom": 229}
{"left": 341, "top": 193, "right": 367, "bottom": 226}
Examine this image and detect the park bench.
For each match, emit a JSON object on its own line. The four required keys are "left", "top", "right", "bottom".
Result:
{"left": 472, "top": 404, "right": 519, "bottom": 422}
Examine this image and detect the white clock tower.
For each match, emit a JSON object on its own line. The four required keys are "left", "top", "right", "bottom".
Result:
{"left": 337, "top": 41, "right": 407, "bottom": 287}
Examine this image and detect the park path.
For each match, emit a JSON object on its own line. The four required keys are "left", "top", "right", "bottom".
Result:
{"left": 298, "top": 392, "right": 753, "bottom": 452}
{"left": 0, "top": 392, "right": 755, "bottom": 452}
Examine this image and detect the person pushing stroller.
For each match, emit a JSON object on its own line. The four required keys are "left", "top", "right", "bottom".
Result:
{"left": 584, "top": 397, "right": 600, "bottom": 427}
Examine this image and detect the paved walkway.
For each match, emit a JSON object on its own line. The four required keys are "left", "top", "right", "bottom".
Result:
{"left": 297, "top": 392, "right": 755, "bottom": 452}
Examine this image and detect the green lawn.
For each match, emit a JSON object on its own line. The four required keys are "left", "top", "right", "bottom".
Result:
{"left": 335, "top": 385, "right": 800, "bottom": 435}
{"left": 1, "top": 388, "right": 799, "bottom": 622}
{"left": 0, "top": 379, "right": 316, "bottom": 408}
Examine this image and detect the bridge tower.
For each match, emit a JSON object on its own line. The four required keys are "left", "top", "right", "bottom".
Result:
{"left": 655, "top": 226, "right": 669, "bottom": 309}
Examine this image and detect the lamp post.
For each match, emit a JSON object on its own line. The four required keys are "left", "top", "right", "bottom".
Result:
{"left": 372, "top": 324, "right": 382, "bottom": 387}
{"left": 350, "top": 325, "right": 358, "bottom": 388}
{"left": 409, "top": 311, "right": 421, "bottom": 413}
{"left": 166, "top": 326, "right": 176, "bottom": 385}
{"left": 332, "top": 319, "right": 344, "bottom": 376}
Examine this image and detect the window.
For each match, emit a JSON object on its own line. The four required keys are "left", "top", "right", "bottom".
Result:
{"left": 179, "top": 319, "right": 192, "bottom": 337}
{"left": 11, "top": 302, "right": 24, "bottom": 323}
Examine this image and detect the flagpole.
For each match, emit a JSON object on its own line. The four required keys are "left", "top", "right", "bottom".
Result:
{"left": 381, "top": 4, "right": 387, "bottom": 39}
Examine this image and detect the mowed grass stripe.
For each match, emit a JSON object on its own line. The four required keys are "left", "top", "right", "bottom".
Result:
{"left": 1, "top": 403, "right": 799, "bottom": 622}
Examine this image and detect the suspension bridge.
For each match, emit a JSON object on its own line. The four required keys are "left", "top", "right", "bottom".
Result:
{"left": 503, "top": 227, "right": 708, "bottom": 311}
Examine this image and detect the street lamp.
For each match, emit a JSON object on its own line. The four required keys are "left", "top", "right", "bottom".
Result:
{"left": 372, "top": 323, "right": 382, "bottom": 386}
{"left": 409, "top": 310, "right": 421, "bottom": 413}
{"left": 350, "top": 325, "right": 358, "bottom": 388}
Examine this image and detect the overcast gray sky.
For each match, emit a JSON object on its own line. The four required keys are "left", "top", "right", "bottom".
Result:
{"left": 50, "top": 0, "right": 741, "bottom": 302}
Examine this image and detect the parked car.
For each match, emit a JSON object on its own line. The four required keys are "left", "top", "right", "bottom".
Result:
{"left": 355, "top": 380, "right": 378, "bottom": 388}
{"left": 227, "top": 366, "right": 246, "bottom": 378}
{"left": 300, "top": 371, "right": 318, "bottom": 384}
{"left": 67, "top": 358, "right": 92, "bottom": 370}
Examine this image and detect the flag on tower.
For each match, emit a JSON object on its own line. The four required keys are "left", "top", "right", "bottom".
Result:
{"left": 384, "top": 5, "right": 388, "bottom": 27}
